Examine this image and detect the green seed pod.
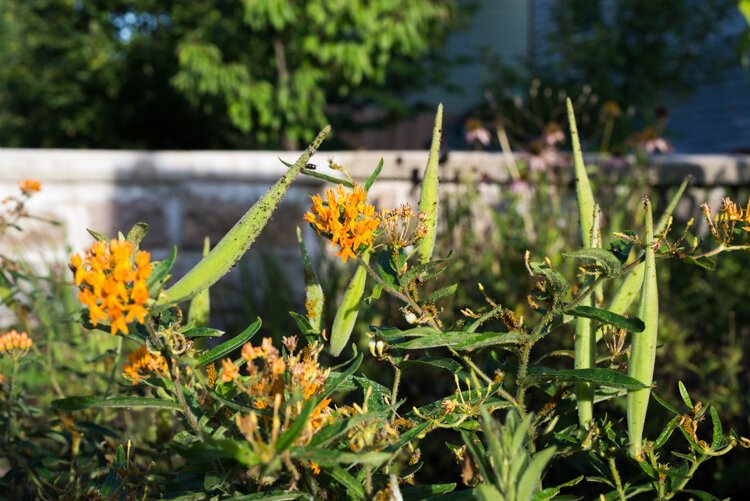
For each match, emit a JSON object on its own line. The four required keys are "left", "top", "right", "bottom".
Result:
{"left": 567, "top": 98, "right": 595, "bottom": 249}
{"left": 296, "top": 227, "right": 324, "bottom": 333}
{"left": 568, "top": 99, "right": 598, "bottom": 429}
{"left": 187, "top": 237, "right": 211, "bottom": 328}
{"left": 330, "top": 253, "right": 369, "bottom": 356}
{"left": 574, "top": 205, "right": 602, "bottom": 428}
{"left": 627, "top": 198, "right": 659, "bottom": 460}
{"left": 161, "top": 126, "right": 331, "bottom": 305}
{"left": 416, "top": 103, "right": 443, "bottom": 264}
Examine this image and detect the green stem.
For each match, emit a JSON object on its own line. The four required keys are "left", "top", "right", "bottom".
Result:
{"left": 665, "top": 455, "right": 705, "bottom": 499}
{"left": 6, "top": 359, "right": 19, "bottom": 444}
{"left": 357, "top": 256, "right": 516, "bottom": 408}
{"left": 608, "top": 457, "right": 626, "bottom": 501}
{"left": 390, "top": 363, "right": 401, "bottom": 418}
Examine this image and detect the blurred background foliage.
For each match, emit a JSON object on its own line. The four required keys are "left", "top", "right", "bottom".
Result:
{"left": 0, "top": 0, "right": 462, "bottom": 149}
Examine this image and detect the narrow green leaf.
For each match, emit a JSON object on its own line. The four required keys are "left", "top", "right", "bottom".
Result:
{"left": 401, "top": 483, "right": 457, "bottom": 499}
{"left": 681, "top": 256, "right": 717, "bottom": 271}
{"left": 710, "top": 406, "right": 723, "bottom": 450}
{"left": 330, "top": 255, "right": 369, "bottom": 356}
{"left": 526, "top": 368, "right": 648, "bottom": 390}
{"left": 196, "top": 317, "right": 261, "bottom": 368}
{"left": 289, "top": 447, "right": 389, "bottom": 467}
{"left": 424, "top": 284, "right": 458, "bottom": 303}
{"left": 518, "top": 446, "right": 557, "bottom": 501}
{"left": 678, "top": 381, "right": 693, "bottom": 408}
{"left": 279, "top": 156, "right": 354, "bottom": 188}
{"left": 224, "top": 492, "right": 308, "bottom": 501}
{"left": 401, "top": 257, "right": 449, "bottom": 286}
{"left": 563, "top": 248, "right": 621, "bottom": 277}
{"left": 376, "top": 250, "right": 400, "bottom": 288}
{"left": 628, "top": 198, "right": 659, "bottom": 459}
{"left": 416, "top": 103, "right": 443, "bottom": 263}
{"left": 297, "top": 227, "right": 324, "bottom": 332}
{"left": 395, "top": 331, "right": 525, "bottom": 350}
{"left": 86, "top": 228, "right": 110, "bottom": 242}
{"left": 126, "top": 222, "right": 149, "bottom": 247}
{"left": 400, "top": 357, "right": 462, "bottom": 374}
{"left": 650, "top": 394, "right": 679, "bottom": 419}
{"left": 52, "top": 396, "right": 182, "bottom": 412}
{"left": 653, "top": 415, "right": 680, "bottom": 450}
{"left": 566, "top": 306, "right": 645, "bottom": 332}
{"left": 182, "top": 327, "right": 224, "bottom": 338}
{"left": 147, "top": 246, "right": 177, "bottom": 296}
{"left": 188, "top": 237, "right": 211, "bottom": 327}
{"left": 531, "top": 475, "right": 584, "bottom": 501}
{"left": 275, "top": 398, "right": 315, "bottom": 452}
{"left": 162, "top": 126, "right": 331, "bottom": 304}
{"left": 364, "top": 158, "right": 384, "bottom": 192}
{"left": 476, "top": 485, "right": 503, "bottom": 501}
{"left": 327, "top": 465, "right": 365, "bottom": 499}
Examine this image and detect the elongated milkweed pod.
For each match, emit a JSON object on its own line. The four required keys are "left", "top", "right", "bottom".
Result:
{"left": 567, "top": 98, "right": 595, "bottom": 249}
{"left": 568, "top": 99, "right": 599, "bottom": 429}
{"left": 575, "top": 206, "right": 601, "bottom": 429}
{"left": 187, "top": 237, "right": 211, "bottom": 328}
{"left": 329, "top": 252, "right": 370, "bottom": 357}
{"left": 416, "top": 103, "right": 443, "bottom": 264}
{"left": 161, "top": 126, "right": 331, "bottom": 306}
{"left": 297, "top": 227, "right": 324, "bottom": 333}
{"left": 627, "top": 197, "right": 659, "bottom": 460}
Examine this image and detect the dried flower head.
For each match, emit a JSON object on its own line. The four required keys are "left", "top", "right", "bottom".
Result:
{"left": 122, "top": 346, "right": 168, "bottom": 383}
{"left": 378, "top": 204, "right": 427, "bottom": 251}
{"left": 304, "top": 184, "right": 379, "bottom": 262}
{"left": 235, "top": 338, "right": 334, "bottom": 466}
{"left": 18, "top": 179, "right": 41, "bottom": 195}
{"left": 70, "top": 238, "right": 153, "bottom": 335}
{"left": 0, "top": 330, "right": 33, "bottom": 359}
{"left": 221, "top": 357, "right": 240, "bottom": 383}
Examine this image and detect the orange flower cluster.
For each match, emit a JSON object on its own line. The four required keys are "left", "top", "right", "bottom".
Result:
{"left": 304, "top": 184, "right": 379, "bottom": 262}
{"left": 123, "top": 346, "right": 169, "bottom": 383}
{"left": 239, "top": 336, "right": 331, "bottom": 408}
{"left": 0, "top": 330, "right": 33, "bottom": 359}
{"left": 18, "top": 179, "right": 41, "bottom": 195}
{"left": 70, "top": 238, "right": 153, "bottom": 335}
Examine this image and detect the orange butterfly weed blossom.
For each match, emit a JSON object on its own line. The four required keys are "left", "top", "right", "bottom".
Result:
{"left": 69, "top": 239, "right": 153, "bottom": 335}
{"left": 304, "top": 184, "right": 379, "bottom": 263}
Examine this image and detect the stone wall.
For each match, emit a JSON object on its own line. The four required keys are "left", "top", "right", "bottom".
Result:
{"left": 2, "top": 149, "right": 749, "bottom": 310}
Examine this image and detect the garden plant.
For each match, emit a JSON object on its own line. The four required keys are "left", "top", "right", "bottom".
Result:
{"left": 1, "top": 102, "right": 750, "bottom": 500}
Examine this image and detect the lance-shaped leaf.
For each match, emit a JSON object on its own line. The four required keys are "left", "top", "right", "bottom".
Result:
{"left": 188, "top": 237, "right": 211, "bottom": 328}
{"left": 609, "top": 177, "right": 689, "bottom": 315}
{"left": 416, "top": 103, "right": 443, "bottom": 263}
{"left": 196, "top": 317, "right": 261, "bottom": 368}
{"left": 566, "top": 306, "right": 645, "bottom": 333}
{"left": 161, "top": 126, "right": 331, "bottom": 305}
{"left": 126, "top": 222, "right": 149, "bottom": 247}
{"left": 297, "top": 227, "right": 324, "bottom": 333}
{"left": 330, "top": 255, "right": 369, "bottom": 356}
{"left": 525, "top": 367, "right": 648, "bottom": 390}
{"left": 52, "top": 396, "right": 182, "bottom": 412}
{"left": 627, "top": 197, "right": 659, "bottom": 460}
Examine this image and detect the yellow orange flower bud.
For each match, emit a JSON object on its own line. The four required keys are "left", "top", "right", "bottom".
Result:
{"left": 0, "top": 330, "right": 33, "bottom": 359}
{"left": 18, "top": 179, "right": 41, "bottom": 195}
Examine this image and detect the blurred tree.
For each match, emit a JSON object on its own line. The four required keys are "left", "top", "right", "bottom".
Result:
{"left": 0, "top": 0, "right": 460, "bottom": 149}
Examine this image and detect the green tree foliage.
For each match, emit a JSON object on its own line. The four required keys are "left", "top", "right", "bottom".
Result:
{"left": 0, "top": 0, "right": 458, "bottom": 149}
